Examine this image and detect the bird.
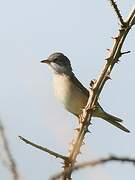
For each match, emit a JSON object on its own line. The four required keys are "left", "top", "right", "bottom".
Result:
{"left": 41, "top": 52, "right": 130, "bottom": 133}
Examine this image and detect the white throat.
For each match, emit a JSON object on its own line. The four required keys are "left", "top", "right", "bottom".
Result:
{"left": 50, "top": 62, "right": 73, "bottom": 75}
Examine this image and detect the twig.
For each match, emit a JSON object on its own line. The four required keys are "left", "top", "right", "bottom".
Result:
{"left": 108, "top": 0, "right": 125, "bottom": 26}
{"left": 121, "top": 50, "right": 131, "bottom": 55}
{"left": 62, "top": 4, "right": 135, "bottom": 179}
{"left": 126, "top": 5, "right": 135, "bottom": 26}
{"left": 0, "top": 120, "right": 20, "bottom": 180}
{"left": 51, "top": 155, "right": 135, "bottom": 180}
{"left": 19, "top": 136, "right": 68, "bottom": 162}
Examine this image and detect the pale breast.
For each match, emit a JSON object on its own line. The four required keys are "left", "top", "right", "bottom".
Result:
{"left": 52, "top": 74, "right": 88, "bottom": 116}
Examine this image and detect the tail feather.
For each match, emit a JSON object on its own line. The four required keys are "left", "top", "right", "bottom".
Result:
{"left": 100, "top": 112, "right": 130, "bottom": 133}
{"left": 104, "top": 113, "right": 123, "bottom": 122}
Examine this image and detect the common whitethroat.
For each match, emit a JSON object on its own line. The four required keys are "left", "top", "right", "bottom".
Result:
{"left": 41, "top": 52, "right": 130, "bottom": 133}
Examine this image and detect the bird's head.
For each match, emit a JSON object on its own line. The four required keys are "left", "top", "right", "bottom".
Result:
{"left": 41, "top": 52, "right": 73, "bottom": 75}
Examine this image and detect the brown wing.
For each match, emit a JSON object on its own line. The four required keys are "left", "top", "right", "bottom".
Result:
{"left": 69, "top": 74, "right": 104, "bottom": 112}
{"left": 69, "top": 74, "right": 89, "bottom": 97}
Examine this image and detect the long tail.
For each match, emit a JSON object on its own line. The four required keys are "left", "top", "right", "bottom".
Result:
{"left": 99, "top": 111, "right": 130, "bottom": 133}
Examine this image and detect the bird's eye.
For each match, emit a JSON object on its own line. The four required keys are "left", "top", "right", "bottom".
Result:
{"left": 53, "top": 58, "right": 58, "bottom": 62}
{"left": 53, "top": 58, "right": 63, "bottom": 66}
{"left": 53, "top": 58, "right": 64, "bottom": 66}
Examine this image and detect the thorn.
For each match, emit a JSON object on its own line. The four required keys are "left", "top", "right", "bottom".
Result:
{"left": 119, "top": 28, "right": 124, "bottom": 33}
{"left": 116, "top": 59, "right": 120, "bottom": 64}
{"left": 89, "top": 122, "right": 92, "bottom": 125}
{"left": 61, "top": 162, "right": 65, "bottom": 165}
{"left": 74, "top": 128, "right": 80, "bottom": 132}
{"left": 111, "top": 36, "right": 117, "bottom": 40}
{"left": 106, "top": 75, "right": 112, "bottom": 80}
{"left": 107, "top": 48, "right": 111, "bottom": 52}
{"left": 121, "top": 51, "right": 131, "bottom": 55}
{"left": 82, "top": 141, "right": 85, "bottom": 145}
{"left": 70, "top": 142, "right": 75, "bottom": 146}
{"left": 90, "top": 79, "right": 96, "bottom": 88}
{"left": 105, "top": 57, "right": 110, "bottom": 61}
{"left": 86, "top": 128, "right": 91, "bottom": 133}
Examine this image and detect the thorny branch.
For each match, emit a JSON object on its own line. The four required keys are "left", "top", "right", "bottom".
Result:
{"left": 52, "top": 155, "right": 135, "bottom": 180}
{"left": 62, "top": 3, "right": 135, "bottom": 180}
{"left": 108, "top": 0, "right": 125, "bottom": 26}
{"left": 0, "top": 120, "right": 20, "bottom": 180}
{"left": 19, "top": 136, "right": 68, "bottom": 162}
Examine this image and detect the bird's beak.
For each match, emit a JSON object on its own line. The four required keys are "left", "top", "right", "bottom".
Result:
{"left": 40, "top": 59, "right": 50, "bottom": 64}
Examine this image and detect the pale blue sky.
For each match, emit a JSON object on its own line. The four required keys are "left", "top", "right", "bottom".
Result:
{"left": 0, "top": 1, "right": 135, "bottom": 180}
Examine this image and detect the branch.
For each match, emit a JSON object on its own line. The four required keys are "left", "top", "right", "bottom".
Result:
{"left": 19, "top": 136, "right": 68, "bottom": 162}
{"left": 62, "top": 4, "right": 135, "bottom": 179}
{"left": 126, "top": 5, "right": 135, "bottom": 26}
{"left": 108, "top": 0, "right": 125, "bottom": 26}
{"left": 0, "top": 120, "right": 20, "bottom": 180}
{"left": 51, "top": 155, "right": 135, "bottom": 180}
